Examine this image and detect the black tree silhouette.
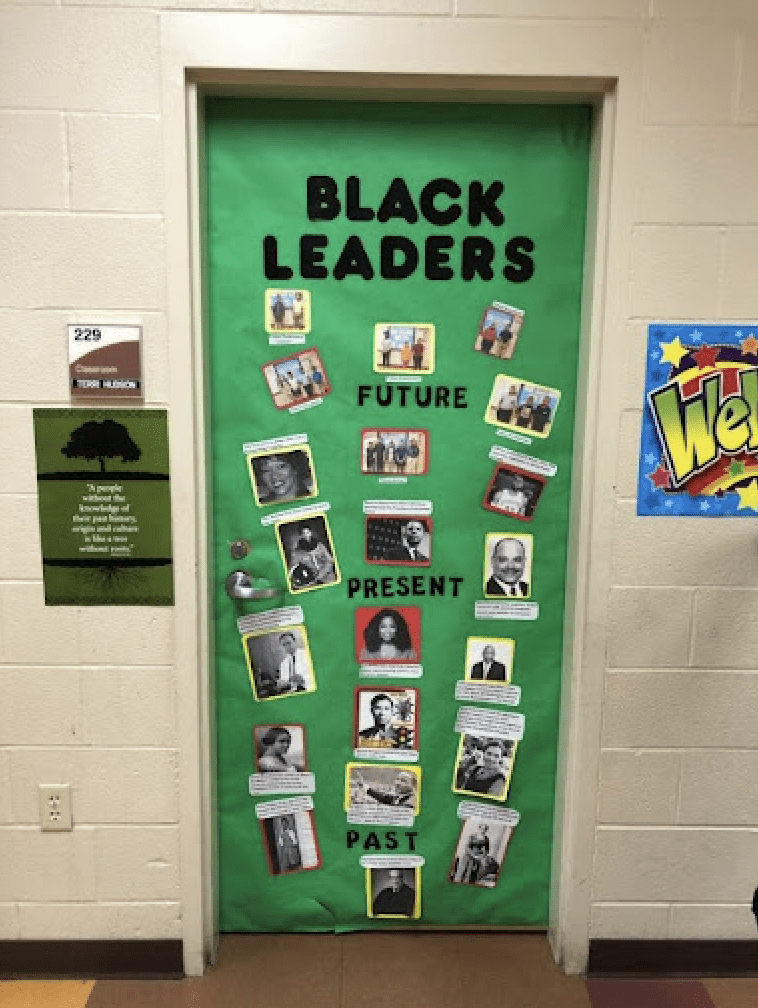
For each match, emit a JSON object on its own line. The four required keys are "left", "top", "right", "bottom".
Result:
{"left": 62, "top": 419, "right": 141, "bottom": 473}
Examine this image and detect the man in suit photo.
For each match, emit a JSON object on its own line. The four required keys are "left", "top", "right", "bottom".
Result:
{"left": 485, "top": 536, "right": 529, "bottom": 597}
{"left": 469, "top": 644, "right": 507, "bottom": 681}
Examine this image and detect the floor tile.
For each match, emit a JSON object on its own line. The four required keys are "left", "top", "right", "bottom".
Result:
{"left": 703, "top": 978, "right": 758, "bottom": 1008}
{"left": 0, "top": 980, "right": 94, "bottom": 1008}
{"left": 586, "top": 979, "right": 715, "bottom": 1008}
{"left": 450, "top": 934, "right": 591, "bottom": 1008}
{"left": 341, "top": 932, "right": 461, "bottom": 1008}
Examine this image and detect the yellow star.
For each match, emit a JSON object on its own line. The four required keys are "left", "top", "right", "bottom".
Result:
{"left": 659, "top": 337, "right": 688, "bottom": 367}
{"left": 741, "top": 335, "right": 758, "bottom": 355}
{"left": 735, "top": 479, "right": 758, "bottom": 511}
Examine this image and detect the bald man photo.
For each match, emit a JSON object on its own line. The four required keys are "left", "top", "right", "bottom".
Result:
{"left": 485, "top": 536, "right": 531, "bottom": 598}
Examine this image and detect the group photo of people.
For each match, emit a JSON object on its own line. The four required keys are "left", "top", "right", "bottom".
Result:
{"left": 360, "top": 428, "right": 428, "bottom": 476}
{"left": 242, "top": 625, "right": 316, "bottom": 701}
{"left": 485, "top": 375, "right": 560, "bottom": 438}
{"left": 482, "top": 463, "right": 546, "bottom": 522}
{"left": 265, "top": 288, "right": 311, "bottom": 334}
{"left": 464, "top": 636, "right": 514, "bottom": 683}
{"left": 483, "top": 533, "right": 533, "bottom": 599}
{"left": 259, "top": 810, "right": 320, "bottom": 876}
{"left": 353, "top": 687, "right": 417, "bottom": 751}
{"left": 452, "top": 734, "right": 517, "bottom": 802}
{"left": 448, "top": 817, "right": 516, "bottom": 888}
{"left": 346, "top": 764, "right": 420, "bottom": 815}
{"left": 275, "top": 514, "right": 340, "bottom": 593}
{"left": 373, "top": 323, "right": 435, "bottom": 374}
{"left": 355, "top": 606, "right": 421, "bottom": 665}
{"left": 262, "top": 348, "right": 328, "bottom": 410}
{"left": 365, "top": 515, "right": 432, "bottom": 566}
{"left": 247, "top": 446, "right": 317, "bottom": 507}
{"left": 367, "top": 866, "right": 420, "bottom": 919}
{"left": 473, "top": 301, "right": 524, "bottom": 360}
{"left": 253, "top": 724, "right": 308, "bottom": 774}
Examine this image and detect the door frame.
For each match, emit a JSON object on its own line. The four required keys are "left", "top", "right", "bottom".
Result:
{"left": 160, "top": 12, "right": 641, "bottom": 976}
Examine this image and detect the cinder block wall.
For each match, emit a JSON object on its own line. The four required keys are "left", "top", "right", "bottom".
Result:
{"left": 1, "top": 0, "right": 757, "bottom": 952}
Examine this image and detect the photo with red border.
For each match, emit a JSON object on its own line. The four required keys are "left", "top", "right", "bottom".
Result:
{"left": 481, "top": 462, "right": 546, "bottom": 523}
{"left": 364, "top": 515, "right": 432, "bottom": 566}
{"left": 261, "top": 347, "right": 330, "bottom": 411}
{"left": 354, "top": 606, "right": 421, "bottom": 665}
{"left": 352, "top": 685, "right": 419, "bottom": 752}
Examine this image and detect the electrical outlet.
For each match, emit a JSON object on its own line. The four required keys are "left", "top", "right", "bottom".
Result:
{"left": 39, "top": 785, "right": 72, "bottom": 831}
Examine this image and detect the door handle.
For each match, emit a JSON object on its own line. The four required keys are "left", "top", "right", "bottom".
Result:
{"left": 224, "top": 569, "right": 277, "bottom": 600}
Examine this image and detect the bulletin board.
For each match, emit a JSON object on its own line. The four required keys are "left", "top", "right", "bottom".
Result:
{"left": 205, "top": 97, "right": 590, "bottom": 932}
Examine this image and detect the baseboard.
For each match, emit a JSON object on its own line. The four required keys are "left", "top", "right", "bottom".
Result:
{"left": 588, "top": 939, "right": 758, "bottom": 977}
{"left": 0, "top": 939, "right": 184, "bottom": 979}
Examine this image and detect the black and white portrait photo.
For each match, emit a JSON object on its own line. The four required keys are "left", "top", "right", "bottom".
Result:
{"left": 259, "top": 810, "right": 320, "bottom": 876}
{"left": 482, "top": 463, "right": 546, "bottom": 522}
{"left": 365, "top": 515, "right": 432, "bottom": 566}
{"left": 367, "top": 866, "right": 419, "bottom": 918}
{"left": 275, "top": 513, "right": 340, "bottom": 593}
{"left": 452, "top": 734, "right": 516, "bottom": 802}
{"left": 242, "top": 625, "right": 316, "bottom": 701}
{"left": 253, "top": 724, "right": 308, "bottom": 773}
{"left": 483, "top": 533, "right": 533, "bottom": 599}
{"left": 247, "top": 447, "right": 317, "bottom": 507}
{"left": 449, "top": 817, "right": 516, "bottom": 888}
{"left": 353, "top": 687, "right": 417, "bottom": 751}
{"left": 465, "top": 636, "right": 514, "bottom": 683}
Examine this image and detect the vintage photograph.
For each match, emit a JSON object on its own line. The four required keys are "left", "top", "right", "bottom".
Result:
{"left": 484, "top": 375, "right": 560, "bottom": 438}
{"left": 366, "top": 866, "right": 420, "bottom": 919}
{"left": 274, "top": 513, "right": 340, "bottom": 594}
{"left": 242, "top": 625, "right": 316, "bottom": 701}
{"left": 464, "top": 636, "right": 514, "bottom": 683}
{"left": 259, "top": 810, "right": 320, "bottom": 876}
{"left": 262, "top": 348, "right": 329, "bottom": 410}
{"left": 448, "top": 817, "right": 516, "bottom": 888}
{"left": 360, "top": 428, "right": 428, "bottom": 476}
{"left": 473, "top": 302, "right": 524, "bottom": 360}
{"left": 264, "top": 288, "right": 311, "bottom": 334}
{"left": 373, "top": 324, "right": 435, "bottom": 374}
{"left": 247, "top": 445, "right": 318, "bottom": 507}
{"left": 253, "top": 724, "right": 308, "bottom": 773}
{"left": 346, "top": 763, "right": 421, "bottom": 814}
{"left": 482, "top": 463, "right": 546, "bottom": 522}
{"left": 353, "top": 687, "right": 417, "bottom": 751}
{"left": 483, "top": 533, "right": 533, "bottom": 599}
{"left": 355, "top": 606, "right": 421, "bottom": 664}
{"left": 452, "top": 734, "right": 517, "bottom": 802}
{"left": 365, "top": 515, "right": 432, "bottom": 566}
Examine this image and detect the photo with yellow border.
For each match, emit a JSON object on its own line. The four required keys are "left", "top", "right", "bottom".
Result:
{"left": 241, "top": 624, "right": 316, "bottom": 702}
{"left": 344, "top": 762, "right": 421, "bottom": 816}
{"left": 484, "top": 374, "right": 560, "bottom": 438}
{"left": 365, "top": 865, "right": 421, "bottom": 920}
{"left": 373, "top": 323, "right": 435, "bottom": 375}
{"left": 246, "top": 444, "right": 318, "bottom": 508}
{"left": 463, "top": 635, "right": 515, "bottom": 684}
{"left": 265, "top": 288, "right": 311, "bottom": 334}
{"left": 451, "top": 733, "right": 518, "bottom": 803}
{"left": 482, "top": 532, "right": 533, "bottom": 600}
{"left": 274, "top": 511, "right": 341, "bottom": 595}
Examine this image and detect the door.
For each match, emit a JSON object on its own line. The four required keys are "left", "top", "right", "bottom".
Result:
{"left": 205, "top": 96, "right": 590, "bottom": 932}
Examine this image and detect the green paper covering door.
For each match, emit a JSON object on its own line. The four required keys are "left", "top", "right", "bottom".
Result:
{"left": 206, "top": 96, "right": 590, "bottom": 931}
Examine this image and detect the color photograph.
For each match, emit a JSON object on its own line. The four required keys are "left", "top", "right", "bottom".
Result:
{"left": 485, "top": 375, "right": 560, "bottom": 438}
{"left": 373, "top": 324, "right": 435, "bottom": 375}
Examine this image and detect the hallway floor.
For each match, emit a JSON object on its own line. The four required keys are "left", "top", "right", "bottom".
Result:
{"left": 1, "top": 934, "right": 757, "bottom": 1008}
